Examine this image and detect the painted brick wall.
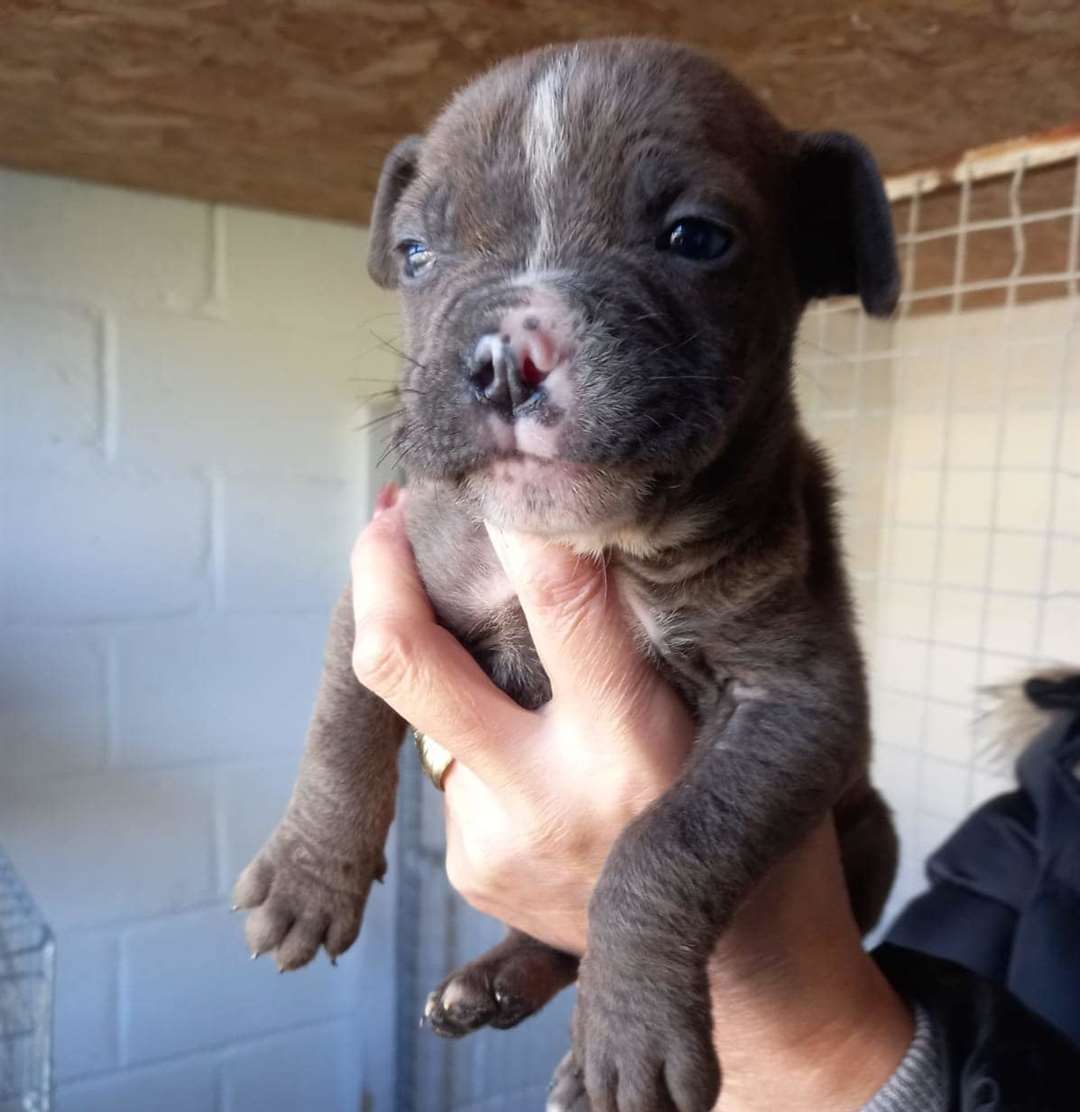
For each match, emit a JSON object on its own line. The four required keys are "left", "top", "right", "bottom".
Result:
{"left": 0, "top": 168, "right": 400, "bottom": 1111}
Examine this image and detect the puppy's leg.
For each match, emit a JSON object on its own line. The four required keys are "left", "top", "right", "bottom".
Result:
{"left": 835, "top": 780, "right": 899, "bottom": 935}
{"left": 234, "top": 585, "right": 406, "bottom": 969}
{"left": 426, "top": 930, "right": 578, "bottom": 1037}
{"left": 573, "top": 655, "right": 866, "bottom": 1112}
{"left": 548, "top": 1048, "right": 592, "bottom": 1112}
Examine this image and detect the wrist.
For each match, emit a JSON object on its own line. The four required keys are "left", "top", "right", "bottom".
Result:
{"left": 707, "top": 948, "right": 912, "bottom": 1112}
{"left": 703, "top": 820, "right": 913, "bottom": 1111}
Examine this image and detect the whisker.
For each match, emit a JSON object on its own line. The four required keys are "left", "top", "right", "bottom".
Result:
{"left": 370, "top": 329, "right": 428, "bottom": 371}
{"left": 352, "top": 408, "right": 404, "bottom": 435}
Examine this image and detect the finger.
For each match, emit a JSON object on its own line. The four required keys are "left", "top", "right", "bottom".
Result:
{"left": 485, "top": 524, "right": 650, "bottom": 711}
{"left": 351, "top": 498, "right": 532, "bottom": 787}
{"left": 441, "top": 750, "right": 483, "bottom": 799}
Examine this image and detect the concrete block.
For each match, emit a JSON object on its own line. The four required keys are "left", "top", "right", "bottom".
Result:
{"left": 113, "top": 615, "right": 327, "bottom": 766}
{"left": 223, "top": 206, "right": 399, "bottom": 341}
{"left": 223, "top": 478, "right": 360, "bottom": 612}
{"left": 0, "top": 297, "right": 100, "bottom": 472}
{"left": 56, "top": 1055, "right": 217, "bottom": 1112}
{"left": 356, "top": 829, "right": 397, "bottom": 1112}
{"left": 0, "top": 628, "right": 108, "bottom": 778}
{"left": 121, "top": 906, "right": 362, "bottom": 1062}
{"left": 116, "top": 312, "right": 389, "bottom": 479}
{"left": 0, "top": 472, "right": 209, "bottom": 622}
{"left": 0, "top": 768, "right": 217, "bottom": 929}
{"left": 216, "top": 760, "right": 297, "bottom": 892}
{"left": 0, "top": 169, "right": 210, "bottom": 312}
{"left": 221, "top": 1020, "right": 362, "bottom": 1112}
{"left": 53, "top": 928, "right": 119, "bottom": 1082}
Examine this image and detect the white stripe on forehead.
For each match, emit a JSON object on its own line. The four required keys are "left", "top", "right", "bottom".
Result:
{"left": 523, "top": 50, "right": 577, "bottom": 271}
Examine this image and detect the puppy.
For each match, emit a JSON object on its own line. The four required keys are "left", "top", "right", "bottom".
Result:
{"left": 235, "top": 38, "right": 900, "bottom": 1112}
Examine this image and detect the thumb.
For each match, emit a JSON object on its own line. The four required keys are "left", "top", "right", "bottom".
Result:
{"left": 485, "top": 524, "right": 648, "bottom": 711}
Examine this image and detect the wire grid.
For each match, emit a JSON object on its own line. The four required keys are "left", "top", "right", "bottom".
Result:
{"left": 0, "top": 848, "right": 54, "bottom": 1112}
{"left": 796, "top": 140, "right": 1080, "bottom": 921}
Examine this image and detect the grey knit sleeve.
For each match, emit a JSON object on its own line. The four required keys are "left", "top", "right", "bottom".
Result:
{"left": 860, "top": 1004, "right": 947, "bottom": 1112}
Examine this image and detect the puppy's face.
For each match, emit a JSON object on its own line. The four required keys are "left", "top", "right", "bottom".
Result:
{"left": 370, "top": 40, "right": 897, "bottom": 536}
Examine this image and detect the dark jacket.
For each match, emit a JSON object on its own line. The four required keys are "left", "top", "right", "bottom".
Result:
{"left": 887, "top": 675, "right": 1080, "bottom": 1049}
{"left": 875, "top": 943, "right": 1080, "bottom": 1111}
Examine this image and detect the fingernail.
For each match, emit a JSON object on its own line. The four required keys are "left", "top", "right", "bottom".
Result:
{"left": 230, "top": 904, "right": 240, "bottom": 912}
{"left": 250, "top": 951, "right": 260, "bottom": 960}
{"left": 373, "top": 482, "right": 400, "bottom": 518}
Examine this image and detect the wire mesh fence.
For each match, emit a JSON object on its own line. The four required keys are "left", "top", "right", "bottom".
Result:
{"left": 0, "top": 848, "right": 54, "bottom": 1112}
{"left": 797, "top": 130, "right": 1079, "bottom": 924}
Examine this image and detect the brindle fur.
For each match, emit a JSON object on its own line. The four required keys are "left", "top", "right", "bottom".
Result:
{"left": 235, "top": 38, "right": 900, "bottom": 1112}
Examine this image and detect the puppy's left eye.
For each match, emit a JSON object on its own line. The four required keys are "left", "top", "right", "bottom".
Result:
{"left": 399, "top": 240, "right": 436, "bottom": 279}
{"left": 659, "top": 218, "right": 733, "bottom": 262}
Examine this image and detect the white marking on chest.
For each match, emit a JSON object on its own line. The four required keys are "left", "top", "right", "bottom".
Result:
{"left": 523, "top": 54, "right": 575, "bottom": 270}
{"left": 731, "top": 682, "right": 769, "bottom": 702}
{"left": 471, "top": 566, "right": 517, "bottom": 612}
{"left": 564, "top": 512, "right": 712, "bottom": 562}
{"left": 619, "top": 573, "right": 670, "bottom": 654}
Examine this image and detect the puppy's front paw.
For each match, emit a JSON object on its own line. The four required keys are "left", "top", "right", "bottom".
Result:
{"left": 574, "top": 953, "right": 719, "bottom": 1112}
{"left": 233, "top": 823, "right": 384, "bottom": 971}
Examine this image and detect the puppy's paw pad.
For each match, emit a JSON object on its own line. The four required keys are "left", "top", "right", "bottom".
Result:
{"left": 424, "top": 973, "right": 498, "bottom": 1038}
{"left": 424, "top": 944, "right": 559, "bottom": 1038}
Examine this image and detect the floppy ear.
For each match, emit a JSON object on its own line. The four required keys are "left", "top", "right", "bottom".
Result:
{"left": 789, "top": 131, "right": 899, "bottom": 317}
{"left": 367, "top": 135, "right": 424, "bottom": 289}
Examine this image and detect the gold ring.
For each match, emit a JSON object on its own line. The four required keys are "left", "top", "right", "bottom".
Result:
{"left": 414, "top": 729, "right": 455, "bottom": 791}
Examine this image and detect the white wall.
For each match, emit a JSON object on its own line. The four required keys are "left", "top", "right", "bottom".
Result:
{"left": 797, "top": 296, "right": 1080, "bottom": 926}
{"left": 0, "top": 169, "right": 399, "bottom": 1110}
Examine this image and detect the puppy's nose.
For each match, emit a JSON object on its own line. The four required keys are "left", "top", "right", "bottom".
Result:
{"left": 468, "top": 315, "right": 560, "bottom": 416}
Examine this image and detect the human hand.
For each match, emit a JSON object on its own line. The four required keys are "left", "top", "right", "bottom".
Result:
{"left": 349, "top": 485, "right": 694, "bottom": 954}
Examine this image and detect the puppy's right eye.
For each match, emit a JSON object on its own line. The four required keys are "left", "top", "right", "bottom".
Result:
{"left": 399, "top": 240, "right": 436, "bottom": 279}
{"left": 658, "top": 218, "right": 733, "bottom": 263}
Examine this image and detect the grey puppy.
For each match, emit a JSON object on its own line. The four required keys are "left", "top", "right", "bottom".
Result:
{"left": 235, "top": 37, "right": 900, "bottom": 1112}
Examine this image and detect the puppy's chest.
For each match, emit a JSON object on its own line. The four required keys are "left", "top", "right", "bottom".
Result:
{"left": 449, "top": 564, "right": 713, "bottom": 708}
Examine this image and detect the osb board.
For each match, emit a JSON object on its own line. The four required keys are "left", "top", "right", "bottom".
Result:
{"left": 2, "top": 0, "right": 1079, "bottom": 227}
{"left": 896, "top": 159, "right": 1079, "bottom": 315}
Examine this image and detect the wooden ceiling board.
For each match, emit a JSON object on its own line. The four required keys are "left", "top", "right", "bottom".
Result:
{"left": 1, "top": 1, "right": 1078, "bottom": 223}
